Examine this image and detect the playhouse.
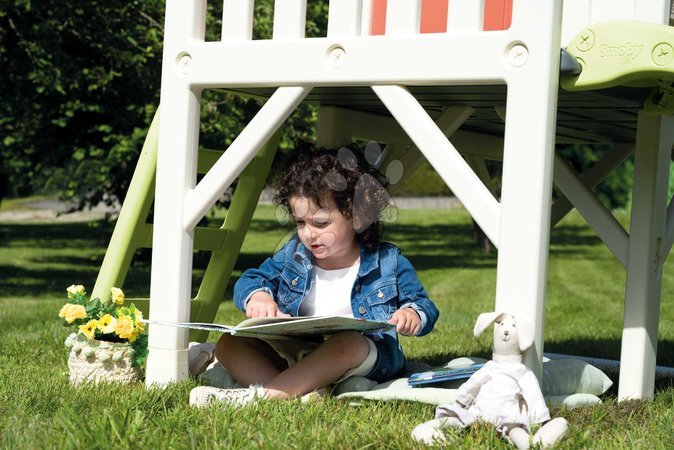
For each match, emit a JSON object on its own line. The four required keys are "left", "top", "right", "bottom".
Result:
{"left": 93, "top": 0, "right": 674, "bottom": 401}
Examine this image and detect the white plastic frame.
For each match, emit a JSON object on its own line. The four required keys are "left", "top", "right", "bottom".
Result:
{"left": 146, "top": 0, "right": 673, "bottom": 402}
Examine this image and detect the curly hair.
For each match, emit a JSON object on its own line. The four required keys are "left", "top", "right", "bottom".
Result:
{"left": 273, "top": 140, "right": 390, "bottom": 251}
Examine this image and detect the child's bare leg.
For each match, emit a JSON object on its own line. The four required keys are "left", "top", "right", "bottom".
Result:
{"left": 264, "top": 331, "right": 370, "bottom": 398}
{"left": 215, "top": 334, "right": 288, "bottom": 386}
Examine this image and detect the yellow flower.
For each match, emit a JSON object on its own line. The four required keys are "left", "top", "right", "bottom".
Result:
{"left": 79, "top": 320, "right": 98, "bottom": 340}
{"left": 133, "top": 308, "right": 144, "bottom": 325}
{"left": 110, "top": 287, "right": 125, "bottom": 305}
{"left": 97, "top": 314, "right": 117, "bottom": 334}
{"left": 132, "top": 320, "right": 145, "bottom": 338}
{"left": 66, "top": 284, "right": 85, "bottom": 299}
{"left": 58, "top": 303, "right": 87, "bottom": 324}
{"left": 115, "top": 315, "right": 135, "bottom": 341}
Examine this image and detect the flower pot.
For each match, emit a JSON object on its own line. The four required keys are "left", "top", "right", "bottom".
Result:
{"left": 67, "top": 335, "right": 142, "bottom": 384}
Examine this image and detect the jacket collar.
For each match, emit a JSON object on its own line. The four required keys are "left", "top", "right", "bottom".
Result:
{"left": 289, "top": 234, "right": 380, "bottom": 277}
{"left": 358, "top": 244, "right": 380, "bottom": 277}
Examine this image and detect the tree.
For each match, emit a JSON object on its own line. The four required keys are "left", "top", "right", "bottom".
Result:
{"left": 0, "top": 0, "right": 326, "bottom": 210}
{"left": 1, "top": 0, "right": 165, "bottom": 208}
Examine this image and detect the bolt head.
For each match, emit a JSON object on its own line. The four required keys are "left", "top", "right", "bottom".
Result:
{"left": 575, "top": 29, "right": 595, "bottom": 52}
{"left": 507, "top": 44, "right": 528, "bottom": 67}
{"left": 178, "top": 54, "right": 192, "bottom": 74}
{"left": 652, "top": 43, "right": 673, "bottom": 66}
{"left": 327, "top": 46, "right": 346, "bottom": 69}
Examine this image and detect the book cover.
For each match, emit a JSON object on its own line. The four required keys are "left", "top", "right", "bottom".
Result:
{"left": 142, "top": 316, "right": 395, "bottom": 340}
{"left": 407, "top": 363, "right": 485, "bottom": 387}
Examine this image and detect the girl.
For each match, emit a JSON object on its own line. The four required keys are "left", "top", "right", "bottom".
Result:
{"left": 190, "top": 141, "right": 439, "bottom": 407}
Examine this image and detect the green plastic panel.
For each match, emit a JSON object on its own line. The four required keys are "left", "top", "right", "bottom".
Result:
{"left": 561, "top": 21, "right": 674, "bottom": 114}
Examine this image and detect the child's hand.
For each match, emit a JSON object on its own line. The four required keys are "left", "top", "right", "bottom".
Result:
{"left": 389, "top": 308, "right": 422, "bottom": 336}
{"left": 246, "top": 291, "right": 291, "bottom": 318}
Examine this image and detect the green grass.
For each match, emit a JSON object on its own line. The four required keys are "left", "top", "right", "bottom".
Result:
{"left": 1, "top": 205, "right": 673, "bottom": 448}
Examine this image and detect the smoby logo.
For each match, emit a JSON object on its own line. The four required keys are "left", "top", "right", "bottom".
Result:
{"left": 598, "top": 42, "right": 644, "bottom": 60}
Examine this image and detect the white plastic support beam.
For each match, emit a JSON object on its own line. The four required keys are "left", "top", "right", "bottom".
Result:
{"left": 618, "top": 112, "right": 674, "bottom": 401}
{"left": 633, "top": 0, "right": 671, "bottom": 23}
{"left": 451, "top": 131, "right": 504, "bottom": 160}
{"left": 313, "top": 106, "right": 506, "bottom": 161}
{"left": 561, "top": 0, "right": 670, "bottom": 46}
{"left": 316, "top": 106, "right": 357, "bottom": 148}
{"left": 360, "top": 0, "right": 373, "bottom": 35}
{"left": 385, "top": 0, "right": 421, "bottom": 34}
{"left": 377, "top": 106, "right": 476, "bottom": 192}
{"left": 273, "top": 0, "right": 307, "bottom": 39}
{"left": 222, "top": 0, "right": 254, "bottom": 40}
{"left": 318, "top": 106, "right": 410, "bottom": 145}
{"left": 373, "top": 85, "right": 500, "bottom": 246}
{"left": 551, "top": 143, "right": 634, "bottom": 226}
{"left": 184, "top": 86, "right": 311, "bottom": 230}
{"left": 328, "top": 0, "right": 363, "bottom": 37}
{"left": 179, "top": 32, "right": 512, "bottom": 87}
{"left": 145, "top": 0, "right": 207, "bottom": 387}
{"left": 553, "top": 153, "right": 629, "bottom": 267}
{"left": 447, "top": 0, "right": 485, "bottom": 31}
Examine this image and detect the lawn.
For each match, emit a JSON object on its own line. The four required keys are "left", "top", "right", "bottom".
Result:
{"left": 1, "top": 205, "right": 673, "bottom": 448}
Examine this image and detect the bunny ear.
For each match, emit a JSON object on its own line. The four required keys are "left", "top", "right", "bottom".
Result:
{"left": 473, "top": 312, "right": 504, "bottom": 336}
{"left": 516, "top": 317, "right": 534, "bottom": 351}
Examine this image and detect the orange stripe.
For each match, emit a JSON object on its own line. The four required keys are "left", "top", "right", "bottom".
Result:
{"left": 369, "top": 0, "right": 512, "bottom": 35}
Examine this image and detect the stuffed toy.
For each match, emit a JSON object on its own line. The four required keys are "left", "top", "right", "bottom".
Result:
{"left": 411, "top": 312, "right": 568, "bottom": 449}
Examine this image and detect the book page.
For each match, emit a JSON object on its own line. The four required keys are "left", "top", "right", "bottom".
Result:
{"left": 140, "top": 320, "right": 237, "bottom": 333}
{"left": 233, "top": 316, "right": 394, "bottom": 339}
{"left": 142, "top": 316, "right": 394, "bottom": 340}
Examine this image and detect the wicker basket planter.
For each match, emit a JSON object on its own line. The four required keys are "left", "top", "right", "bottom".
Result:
{"left": 66, "top": 333, "right": 142, "bottom": 384}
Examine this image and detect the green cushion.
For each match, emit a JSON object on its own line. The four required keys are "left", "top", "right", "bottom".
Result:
{"left": 542, "top": 358, "right": 613, "bottom": 396}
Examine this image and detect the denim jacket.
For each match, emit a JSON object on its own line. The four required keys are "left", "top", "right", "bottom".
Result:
{"left": 233, "top": 235, "right": 440, "bottom": 382}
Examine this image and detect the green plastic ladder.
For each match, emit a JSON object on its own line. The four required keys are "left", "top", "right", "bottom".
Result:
{"left": 92, "top": 108, "right": 280, "bottom": 341}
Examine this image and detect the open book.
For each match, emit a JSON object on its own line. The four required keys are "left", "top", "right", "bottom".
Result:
{"left": 142, "top": 316, "right": 395, "bottom": 340}
{"left": 407, "top": 363, "right": 485, "bottom": 387}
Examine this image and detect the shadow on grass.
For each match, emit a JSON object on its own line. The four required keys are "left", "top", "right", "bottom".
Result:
{"left": 549, "top": 224, "right": 605, "bottom": 247}
{"left": 0, "top": 222, "right": 113, "bottom": 248}
{"left": 0, "top": 263, "right": 101, "bottom": 297}
{"left": 0, "top": 218, "right": 614, "bottom": 300}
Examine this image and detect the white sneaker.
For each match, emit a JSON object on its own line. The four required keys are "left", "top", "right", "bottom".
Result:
{"left": 300, "top": 388, "right": 328, "bottom": 403}
{"left": 189, "top": 385, "right": 266, "bottom": 408}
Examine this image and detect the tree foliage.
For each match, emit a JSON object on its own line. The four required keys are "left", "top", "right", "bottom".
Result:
{"left": 1, "top": 0, "right": 165, "bottom": 207}
{"left": 0, "top": 0, "right": 326, "bottom": 209}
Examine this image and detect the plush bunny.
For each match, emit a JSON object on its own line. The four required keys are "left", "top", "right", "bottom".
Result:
{"left": 411, "top": 312, "right": 568, "bottom": 449}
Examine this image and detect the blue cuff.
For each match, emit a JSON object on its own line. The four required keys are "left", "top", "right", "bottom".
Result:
{"left": 243, "top": 288, "right": 273, "bottom": 308}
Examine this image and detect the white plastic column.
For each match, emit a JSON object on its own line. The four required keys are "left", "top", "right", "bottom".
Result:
{"left": 145, "top": 0, "right": 206, "bottom": 386}
{"left": 494, "top": 1, "right": 562, "bottom": 379}
{"left": 618, "top": 112, "right": 674, "bottom": 400}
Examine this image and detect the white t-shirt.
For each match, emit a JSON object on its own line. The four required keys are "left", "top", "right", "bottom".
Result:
{"left": 299, "top": 262, "right": 360, "bottom": 317}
